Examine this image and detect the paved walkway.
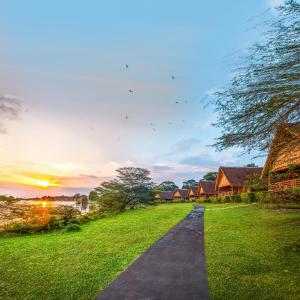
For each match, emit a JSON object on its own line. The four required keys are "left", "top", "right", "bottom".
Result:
{"left": 97, "top": 206, "right": 209, "bottom": 300}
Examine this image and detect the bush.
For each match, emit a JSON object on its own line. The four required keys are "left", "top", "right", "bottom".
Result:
{"left": 64, "top": 223, "right": 81, "bottom": 232}
{"left": 241, "top": 192, "right": 256, "bottom": 203}
{"left": 255, "top": 191, "right": 272, "bottom": 203}
{"left": 221, "top": 195, "right": 232, "bottom": 203}
{"left": 4, "top": 222, "right": 31, "bottom": 234}
{"left": 210, "top": 197, "right": 221, "bottom": 204}
{"left": 270, "top": 188, "right": 300, "bottom": 203}
{"left": 230, "top": 195, "right": 242, "bottom": 202}
{"left": 203, "top": 198, "right": 211, "bottom": 203}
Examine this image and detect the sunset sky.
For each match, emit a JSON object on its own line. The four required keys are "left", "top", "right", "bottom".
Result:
{"left": 0, "top": 0, "right": 284, "bottom": 197}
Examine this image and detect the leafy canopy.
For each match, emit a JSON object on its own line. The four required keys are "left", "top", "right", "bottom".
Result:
{"left": 214, "top": 1, "right": 300, "bottom": 153}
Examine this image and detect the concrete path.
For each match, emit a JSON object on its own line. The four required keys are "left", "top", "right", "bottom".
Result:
{"left": 97, "top": 206, "right": 209, "bottom": 300}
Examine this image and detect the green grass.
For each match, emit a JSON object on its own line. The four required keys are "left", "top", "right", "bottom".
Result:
{"left": 1, "top": 202, "right": 299, "bottom": 300}
{"left": 204, "top": 204, "right": 300, "bottom": 300}
{"left": 0, "top": 203, "right": 193, "bottom": 300}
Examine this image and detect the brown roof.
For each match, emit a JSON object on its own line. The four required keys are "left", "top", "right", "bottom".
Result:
{"left": 188, "top": 186, "right": 198, "bottom": 196}
{"left": 173, "top": 189, "right": 189, "bottom": 198}
{"left": 198, "top": 180, "right": 216, "bottom": 194}
{"left": 262, "top": 123, "right": 300, "bottom": 176}
{"left": 156, "top": 191, "right": 173, "bottom": 200}
{"left": 218, "top": 167, "right": 263, "bottom": 188}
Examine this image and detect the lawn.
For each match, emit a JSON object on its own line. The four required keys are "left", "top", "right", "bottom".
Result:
{"left": 1, "top": 203, "right": 299, "bottom": 300}
{"left": 0, "top": 203, "right": 193, "bottom": 300}
{"left": 204, "top": 204, "right": 300, "bottom": 300}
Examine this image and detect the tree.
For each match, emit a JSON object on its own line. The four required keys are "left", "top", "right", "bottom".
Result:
{"left": 202, "top": 172, "right": 217, "bottom": 181}
{"left": 116, "top": 167, "right": 154, "bottom": 204}
{"left": 94, "top": 167, "right": 154, "bottom": 212}
{"left": 154, "top": 181, "right": 178, "bottom": 191}
{"left": 182, "top": 179, "right": 198, "bottom": 189}
{"left": 213, "top": 1, "right": 300, "bottom": 154}
{"left": 88, "top": 191, "right": 98, "bottom": 202}
{"left": 244, "top": 163, "right": 258, "bottom": 167}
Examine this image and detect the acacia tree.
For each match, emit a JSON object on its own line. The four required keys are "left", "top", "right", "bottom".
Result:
{"left": 202, "top": 172, "right": 217, "bottom": 181}
{"left": 182, "top": 179, "right": 198, "bottom": 189}
{"left": 154, "top": 181, "right": 178, "bottom": 191}
{"left": 95, "top": 167, "right": 154, "bottom": 212}
{"left": 214, "top": 1, "right": 300, "bottom": 153}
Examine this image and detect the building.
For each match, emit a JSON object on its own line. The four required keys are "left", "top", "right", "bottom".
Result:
{"left": 172, "top": 189, "right": 189, "bottom": 200}
{"left": 187, "top": 186, "right": 198, "bottom": 200}
{"left": 215, "top": 167, "right": 263, "bottom": 197}
{"left": 261, "top": 123, "right": 300, "bottom": 191}
{"left": 154, "top": 191, "right": 173, "bottom": 202}
{"left": 197, "top": 180, "right": 216, "bottom": 198}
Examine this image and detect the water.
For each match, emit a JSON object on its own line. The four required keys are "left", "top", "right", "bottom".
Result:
{"left": 19, "top": 200, "right": 90, "bottom": 214}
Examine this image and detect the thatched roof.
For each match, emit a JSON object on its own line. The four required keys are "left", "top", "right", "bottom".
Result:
{"left": 262, "top": 123, "right": 300, "bottom": 176}
{"left": 173, "top": 189, "right": 189, "bottom": 198}
{"left": 188, "top": 187, "right": 198, "bottom": 197}
{"left": 155, "top": 191, "right": 173, "bottom": 200}
{"left": 216, "top": 167, "right": 263, "bottom": 188}
{"left": 198, "top": 180, "right": 216, "bottom": 195}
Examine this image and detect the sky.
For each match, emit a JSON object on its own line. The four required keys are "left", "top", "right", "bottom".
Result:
{"left": 0, "top": 0, "right": 286, "bottom": 197}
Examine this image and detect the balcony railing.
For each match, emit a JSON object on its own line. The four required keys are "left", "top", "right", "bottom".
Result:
{"left": 269, "top": 178, "right": 300, "bottom": 191}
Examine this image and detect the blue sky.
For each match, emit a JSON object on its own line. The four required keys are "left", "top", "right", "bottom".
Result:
{"left": 0, "top": 0, "right": 286, "bottom": 196}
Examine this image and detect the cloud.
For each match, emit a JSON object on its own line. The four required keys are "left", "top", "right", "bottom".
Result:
{"left": 0, "top": 94, "right": 23, "bottom": 133}
{"left": 179, "top": 155, "right": 219, "bottom": 168}
{"left": 151, "top": 165, "right": 173, "bottom": 172}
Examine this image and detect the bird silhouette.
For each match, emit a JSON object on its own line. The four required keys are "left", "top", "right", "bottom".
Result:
{"left": 125, "top": 64, "right": 129, "bottom": 68}
{"left": 171, "top": 75, "right": 175, "bottom": 79}
{"left": 129, "top": 89, "right": 134, "bottom": 93}
{"left": 125, "top": 114, "right": 129, "bottom": 120}
{"left": 175, "top": 101, "right": 179, "bottom": 104}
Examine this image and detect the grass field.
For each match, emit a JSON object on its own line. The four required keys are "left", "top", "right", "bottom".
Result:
{"left": 1, "top": 203, "right": 299, "bottom": 300}
{"left": 204, "top": 204, "right": 300, "bottom": 300}
{"left": 0, "top": 203, "right": 192, "bottom": 299}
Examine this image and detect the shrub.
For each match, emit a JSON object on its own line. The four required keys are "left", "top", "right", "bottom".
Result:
{"left": 203, "top": 198, "right": 211, "bottom": 203}
{"left": 255, "top": 191, "right": 271, "bottom": 203}
{"left": 221, "top": 195, "right": 231, "bottom": 203}
{"left": 230, "top": 195, "right": 242, "bottom": 202}
{"left": 210, "top": 197, "right": 221, "bottom": 204}
{"left": 4, "top": 222, "right": 31, "bottom": 234}
{"left": 270, "top": 188, "right": 300, "bottom": 203}
{"left": 64, "top": 223, "right": 81, "bottom": 232}
{"left": 241, "top": 192, "right": 256, "bottom": 203}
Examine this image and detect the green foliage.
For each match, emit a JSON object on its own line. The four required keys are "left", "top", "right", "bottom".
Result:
{"left": 154, "top": 181, "right": 178, "bottom": 191}
{"left": 94, "top": 167, "right": 154, "bottom": 213}
{"left": 221, "top": 195, "right": 231, "bottom": 203}
{"left": 202, "top": 172, "right": 217, "bottom": 181}
{"left": 255, "top": 191, "right": 272, "bottom": 203}
{"left": 63, "top": 223, "right": 81, "bottom": 232}
{"left": 230, "top": 195, "right": 242, "bottom": 202}
{"left": 203, "top": 198, "right": 211, "bottom": 203}
{"left": 4, "top": 222, "right": 31, "bottom": 234}
{"left": 244, "top": 172, "right": 268, "bottom": 192}
{"left": 270, "top": 188, "right": 300, "bottom": 203}
{"left": 210, "top": 196, "right": 221, "bottom": 204}
{"left": 182, "top": 179, "right": 198, "bottom": 189}
{"left": 213, "top": 1, "right": 300, "bottom": 152}
{"left": 241, "top": 192, "right": 256, "bottom": 203}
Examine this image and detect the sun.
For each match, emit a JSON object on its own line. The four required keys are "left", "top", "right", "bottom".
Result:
{"left": 35, "top": 179, "right": 51, "bottom": 188}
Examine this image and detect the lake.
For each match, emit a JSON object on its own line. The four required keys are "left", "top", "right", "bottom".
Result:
{"left": 19, "top": 200, "right": 90, "bottom": 214}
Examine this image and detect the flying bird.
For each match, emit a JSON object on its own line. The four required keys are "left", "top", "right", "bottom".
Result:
{"left": 125, "top": 64, "right": 129, "bottom": 68}
{"left": 175, "top": 101, "right": 179, "bottom": 104}
{"left": 125, "top": 114, "right": 129, "bottom": 120}
{"left": 171, "top": 75, "right": 175, "bottom": 80}
{"left": 129, "top": 89, "right": 134, "bottom": 93}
